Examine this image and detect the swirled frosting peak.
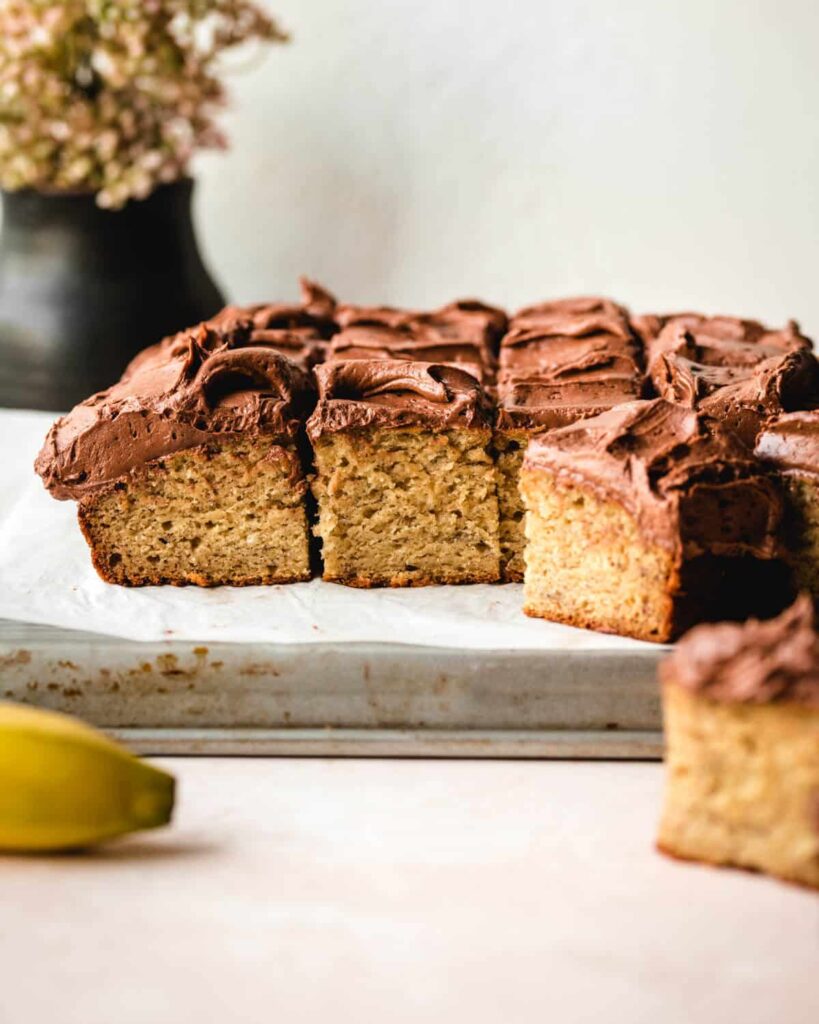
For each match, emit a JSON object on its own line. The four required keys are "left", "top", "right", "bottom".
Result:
{"left": 307, "top": 360, "right": 492, "bottom": 438}
{"left": 647, "top": 314, "right": 811, "bottom": 368}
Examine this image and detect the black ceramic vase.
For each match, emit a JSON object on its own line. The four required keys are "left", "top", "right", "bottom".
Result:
{"left": 0, "top": 178, "right": 225, "bottom": 411}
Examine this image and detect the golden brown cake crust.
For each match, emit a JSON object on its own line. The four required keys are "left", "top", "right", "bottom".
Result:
{"left": 322, "top": 569, "right": 500, "bottom": 589}
{"left": 655, "top": 840, "right": 819, "bottom": 894}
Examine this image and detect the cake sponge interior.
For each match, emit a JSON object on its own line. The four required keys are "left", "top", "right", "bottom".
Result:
{"left": 311, "top": 427, "right": 500, "bottom": 587}
{"left": 78, "top": 437, "right": 311, "bottom": 586}
{"left": 659, "top": 685, "right": 819, "bottom": 890}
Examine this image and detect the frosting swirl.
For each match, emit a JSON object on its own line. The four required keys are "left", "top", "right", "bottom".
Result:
{"left": 648, "top": 314, "right": 811, "bottom": 368}
{"left": 307, "top": 360, "right": 492, "bottom": 438}
{"left": 496, "top": 296, "right": 645, "bottom": 431}
{"left": 660, "top": 595, "right": 819, "bottom": 707}
{"left": 651, "top": 348, "right": 819, "bottom": 447}
{"left": 328, "top": 299, "right": 505, "bottom": 381}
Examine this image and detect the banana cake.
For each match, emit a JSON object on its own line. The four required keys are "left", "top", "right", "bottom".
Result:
{"left": 35, "top": 317, "right": 315, "bottom": 586}
{"left": 307, "top": 359, "right": 500, "bottom": 587}
{"left": 658, "top": 595, "right": 819, "bottom": 890}
{"left": 520, "top": 399, "right": 790, "bottom": 642}
{"left": 646, "top": 316, "right": 817, "bottom": 447}
{"left": 495, "top": 296, "right": 645, "bottom": 580}
{"left": 327, "top": 299, "right": 506, "bottom": 384}
{"left": 637, "top": 312, "right": 811, "bottom": 363}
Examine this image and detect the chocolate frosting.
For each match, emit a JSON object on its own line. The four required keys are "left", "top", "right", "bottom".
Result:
{"left": 201, "top": 277, "right": 337, "bottom": 369}
{"left": 36, "top": 321, "right": 314, "bottom": 501}
{"left": 496, "top": 296, "right": 644, "bottom": 431}
{"left": 648, "top": 315, "right": 811, "bottom": 369}
{"left": 210, "top": 277, "right": 337, "bottom": 337}
{"left": 307, "top": 360, "right": 492, "bottom": 439}
{"left": 329, "top": 299, "right": 505, "bottom": 380}
{"left": 630, "top": 312, "right": 699, "bottom": 347}
{"left": 523, "top": 399, "right": 783, "bottom": 559}
{"left": 755, "top": 409, "right": 819, "bottom": 477}
{"left": 328, "top": 326, "right": 493, "bottom": 383}
{"left": 660, "top": 595, "right": 819, "bottom": 708}
{"left": 495, "top": 373, "right": 643, "bottom": 432}
{"left": 335, "top": 298, "right": 506, "bottom": 345}
{"left": 651, "top": 348, "right": 819, "bottom": 447}
{"left": 512, "top": 296, "right": 629, "bottom": 328}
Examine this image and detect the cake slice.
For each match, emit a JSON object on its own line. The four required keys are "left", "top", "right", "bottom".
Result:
{"left": 307, "top": 360, "right": 500, "bottom": 587}
{"left": 327, "top": 299, "right": 506, "bottom": 384}
{"left": 495, "top": 297, "right": 645, "bottom": 580}
{"left": 35, "top": 318, "right": 315, "bottom": 586}
{"left": 646, "top": 317, "right": 817, "bottom": 447}
{"left": 756, "top": 411, "right": 819, "bottom": 597}
{"left": 658, "top": 596, "right": 819, "bottom": 890}
{"left": 520, "top": 399, "right": 790, "bottom": 642}
{"left": 639, "top": 312, "right": 811, "bottom": 365}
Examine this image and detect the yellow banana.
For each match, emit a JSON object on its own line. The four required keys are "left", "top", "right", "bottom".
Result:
{"left": 0, "top": 702, "right": 175, "bottom": 852}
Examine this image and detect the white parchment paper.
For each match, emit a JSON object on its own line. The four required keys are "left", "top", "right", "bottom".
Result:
{"left": 0, "top": 409, "right": 658, "bottom": 650}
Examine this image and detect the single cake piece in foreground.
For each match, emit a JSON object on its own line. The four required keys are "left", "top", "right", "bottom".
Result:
{"left": 520, "top": 399, "right": 790, "bottom": 642}
{"left": 307, "top": 360, "right": 500, "bottom": 587}
{"left": 658, "top": 596, "right": 819, "bottom": 890}
{"left": 494, "top": 296, "right": 645, "bottom": 580}
{"left": 756, "top": 410, "right": 819, "bottom": 598}
{"left": 35, "top": 318, "right": 315, "bottom": 586}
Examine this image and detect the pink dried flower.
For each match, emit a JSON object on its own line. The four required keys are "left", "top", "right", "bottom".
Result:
{"left": 0, "top": 1, "right": 287, "bottom": 207}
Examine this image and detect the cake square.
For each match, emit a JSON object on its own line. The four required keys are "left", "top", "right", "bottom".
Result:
{"left": 645, "top": 316, "right": 817, "bottom": 447}
{"left": 327, "top": 298, "right": 506, "bottom": 384}
{"left": 520, "top": 399, "right": 790, "bottom": 642}
{"left": 637, "top": 312, "right": 811, "bottom": 366}
{"left": 494, "top": 296, "right": 645, "bottom": 581}
{"left": 36, "top": 319, "right": 315, "bottom": 586}
{"left": 658, "top": 597, "right": 819, "bottom": 890}
{"left": 307, "top": 360, "right": 500, "bottom": 587}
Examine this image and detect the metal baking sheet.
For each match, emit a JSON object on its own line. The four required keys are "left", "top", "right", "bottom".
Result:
{"left": 0, "top": 618, "right": 664, "bottom": 758}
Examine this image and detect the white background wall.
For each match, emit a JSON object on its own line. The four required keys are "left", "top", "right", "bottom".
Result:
{"left": 196, "top": 0, "right": 819, "bottom": 335}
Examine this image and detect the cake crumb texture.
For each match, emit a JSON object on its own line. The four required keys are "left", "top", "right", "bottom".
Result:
{"left": 658, "top": 685, "right": 819, "bottom": 890}
{"left": 311, "top": 427, "right": 500, "bottom": 587}
{"left": 78, "top": 438, "right": 311, "bottom": 586}
{"left": 520, "top": 470, "right": 676, "bottom": 641}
